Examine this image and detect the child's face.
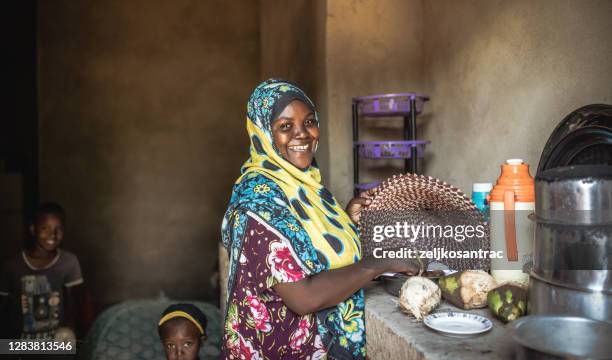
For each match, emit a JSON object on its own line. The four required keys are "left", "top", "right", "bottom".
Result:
{"left": 31, "top": 214, "right": 64, "bottom": 252}
{"left": 160, "top": 319, "right": 202, "bottom": 360}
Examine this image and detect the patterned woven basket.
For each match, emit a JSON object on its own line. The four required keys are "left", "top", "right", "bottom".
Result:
{"left": 359, "top": 173, "right": 490, "bottom": 271}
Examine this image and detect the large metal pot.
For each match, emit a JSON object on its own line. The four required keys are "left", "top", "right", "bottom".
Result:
{"left": 510, "top": 316, "right": 612, "bottom": 359}
{"left": 531, "top": 165, "right": 612, "bottom": 322}
{"left": 529, "top": 275, "right": 610, "bottom": 322}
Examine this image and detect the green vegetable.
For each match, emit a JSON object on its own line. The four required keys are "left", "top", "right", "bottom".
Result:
{"left": 487, "top": 284, "right": 528, "bottom": 322}
{"left": 440, "top": 276, "right": 459, "bottom": 295}
{"left": 488, "top": 290, "right": 502, "bottom": 314}
{"left": 438, "top": 270, "right": 497, "bottom": 309}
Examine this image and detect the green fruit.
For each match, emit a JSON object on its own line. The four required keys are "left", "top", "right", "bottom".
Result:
{"left": 517, "top": 300, "right": 526, "bottom": 314}
{"left": 487, "top": 284, "right": 527, "bottom": 323}
{"left": 440, "top": 270, "right": 497, "bottom": 309}
{"left": 488, "top": 291, "right": 502, "bottom": 314}
{"left": 499, "top": 304, "right": 522, "bottom": 322}
{"left": 440, "top": 276, "right": 459, "bottom": 295}
{"left": 505, "top": 289, "right": 513, "bottom": 303}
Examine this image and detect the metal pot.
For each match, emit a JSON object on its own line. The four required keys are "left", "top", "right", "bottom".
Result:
{"left": 529, "top": 275, "right": 611, "bottom": 322}
{"left": 531, "top": 165, "right": 611, "bottom": 322}
{"left": 381, "top": 274, "right": 409, "bottom": 296}
{"left": 536, "top": 104, "right": 612, "bottom": 174}
{"left": 510, "top": 316, "right": 612, "bottom": 359}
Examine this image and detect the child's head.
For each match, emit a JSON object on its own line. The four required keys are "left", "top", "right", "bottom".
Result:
{"left": 158, "top": 304, "right": 207, "bottom": 360}
{"left": 29, "top": 202, "right": 66, "bottom": 253}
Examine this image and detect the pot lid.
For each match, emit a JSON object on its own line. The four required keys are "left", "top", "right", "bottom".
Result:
{"left": 537, "top": 104, "right": 612, "bottom": 176}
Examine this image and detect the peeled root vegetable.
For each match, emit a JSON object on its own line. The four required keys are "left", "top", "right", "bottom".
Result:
{"left": 438, "top": 270, "right": 497, "bottom": 309}
{"left": 398, "top": 276, "right": 441, "bottom": 320}
{"left": 487, "top": 283, "right": 527, "bottom": 322}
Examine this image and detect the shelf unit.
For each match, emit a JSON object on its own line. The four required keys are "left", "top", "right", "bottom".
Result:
{"left": 352, "top": 93, "right": 430, "bottom": 196}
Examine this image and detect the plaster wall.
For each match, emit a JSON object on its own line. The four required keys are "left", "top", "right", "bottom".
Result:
{"left": 38, "top": 0, "right": 259, "bottom": 305}
{"left": 421, "top": 0, "right": 612, "bottom": 193}
{"left": 259, "top": 0, "right": 330, "bottom": 180}
{"left": 321, "top": 0, "right": 612, "bottom": 201}
{"left": 259, "top": 0, "right": 427, "bottom": 205}
{"left": 325, "top": 0, "right": 425, "bottom": 205}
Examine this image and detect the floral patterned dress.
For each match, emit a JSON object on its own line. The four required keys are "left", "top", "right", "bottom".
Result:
{"left": 222, "top": 214, "right": 328, "bottom": 360}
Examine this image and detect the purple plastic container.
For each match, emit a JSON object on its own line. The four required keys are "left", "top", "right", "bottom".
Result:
{"left": 353, "top": 93, "right": 429, "bottom": 117}
{"left": 355, "top": 140, "right": 429, "bottom": 159}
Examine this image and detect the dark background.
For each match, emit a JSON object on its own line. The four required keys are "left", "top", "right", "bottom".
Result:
{"left": 2, "top": 0, "right": 39, "bottom": 264}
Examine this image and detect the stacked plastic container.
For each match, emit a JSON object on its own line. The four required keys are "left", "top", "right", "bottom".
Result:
{"left": 352, "top": 93, "right": 430, "bottom": 195}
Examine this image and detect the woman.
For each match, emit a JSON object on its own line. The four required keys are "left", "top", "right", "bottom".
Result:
{"left": 221, "top": 79, "right": 419, "bottom": 359}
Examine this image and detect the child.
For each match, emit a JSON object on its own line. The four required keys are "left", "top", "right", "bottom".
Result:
{"left": 158, "top": 303, "right": 208, "bottom": 360}
{"left": 0, "top": 202, "right": 84, "bottom": 339}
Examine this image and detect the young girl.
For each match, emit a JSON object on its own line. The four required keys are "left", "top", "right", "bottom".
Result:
{"left": 158, "top": 303, "right": 208, "bottom": 360}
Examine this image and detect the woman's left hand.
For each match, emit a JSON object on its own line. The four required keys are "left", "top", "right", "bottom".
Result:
{"left": 345, "top": 189, "right": 375, "bottom": 225}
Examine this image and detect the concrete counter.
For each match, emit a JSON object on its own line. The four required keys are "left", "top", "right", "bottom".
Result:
{"left": 364, "top": 282, "right": 515, "bottom": 360}
{"left": 220, "top": 245, "right": 516, "bottom": 359}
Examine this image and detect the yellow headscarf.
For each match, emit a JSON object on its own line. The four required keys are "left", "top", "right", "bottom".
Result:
{"left": 223, "top": 79, "right": 361, "bottom": 270}
{"left": 238, "top": 119, "right": 361, "bottom": 269}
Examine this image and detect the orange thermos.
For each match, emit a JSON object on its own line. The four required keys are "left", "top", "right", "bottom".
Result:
{"left": 489, "top": 159, "right": 535, "bottom": 285}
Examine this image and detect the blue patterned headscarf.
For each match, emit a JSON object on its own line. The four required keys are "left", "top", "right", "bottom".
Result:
{"left": 221, "top": 79, "right": 366, "bottom": 359}
{"left": 247, "top": 79, "right": 317, "bottom": 141}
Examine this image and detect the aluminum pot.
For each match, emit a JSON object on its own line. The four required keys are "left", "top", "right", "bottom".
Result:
{"left": 529, "top": 275, "right": 611, "bottom": 322}
{"left": 510, "top": 316, "right": 612, "bottom": 359}
{"left": 531, "top": 165, "right": 611, "bottom": 322}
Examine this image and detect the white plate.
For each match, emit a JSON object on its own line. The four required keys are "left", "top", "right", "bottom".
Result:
{"left": 424, "top": 311, "right": 492, "bottom": 338}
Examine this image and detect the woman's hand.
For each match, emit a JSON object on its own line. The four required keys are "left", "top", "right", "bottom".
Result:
{"left": 382, "top": 258, "right": 422, "bottom": 275}
{"left": 361, "top": 256, "right": 422, "bottom": 275}
{"left": 345, "top": 189, "right": 375, "bottom": 225}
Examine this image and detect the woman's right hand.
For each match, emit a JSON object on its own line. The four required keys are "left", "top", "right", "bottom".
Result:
{"left": 384, "top": 258, "right": 421, "bottom": 275}
{"left": 361, "top": 256, "right": 421, "bottom": 275}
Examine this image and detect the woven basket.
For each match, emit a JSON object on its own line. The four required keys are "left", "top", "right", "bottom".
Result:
{"left": 359, "top": 173, "right": 490, "bottom": 271}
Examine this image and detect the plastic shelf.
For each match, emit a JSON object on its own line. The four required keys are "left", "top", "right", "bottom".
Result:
{"left": 353, "top": 93, "right": 429, "bottom": 117}
{"left": 355, "top": 140, "right": 429, "bottom": 159}
{"left": 355, "top": 182, "right": 380, "bottom": 191}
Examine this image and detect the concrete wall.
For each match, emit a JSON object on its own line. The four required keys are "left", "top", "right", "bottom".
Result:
{"left": 260, "top": 0, "right": 426, "bottom": 205}
{"left": 319, "top": 0, "right": 612, "bottom": 201}
{"left": 259, "top": 0, "right": 330, "bottom": 181}
{"left": 260, "top": 0, "right": 323, "bottom": 101}
{"left": 421, "top": 0, "right": 612, "bottom": 193}
{"left": 325, "top": 0, "right": 425, "bottom": 205}
{"left": 38, "top": 0, "right": 259, "bottom": 305}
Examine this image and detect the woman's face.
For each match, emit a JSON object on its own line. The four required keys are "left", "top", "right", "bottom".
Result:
{"left": 271, "top": 100, "right": 319, "bottom": 169}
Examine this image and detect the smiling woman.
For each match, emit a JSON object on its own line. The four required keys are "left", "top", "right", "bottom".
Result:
{"left": 220, "top": 80, "right": 420, "bottom": 359}
{"left": 271, "top": 100, "right": 319, "bottom": 170}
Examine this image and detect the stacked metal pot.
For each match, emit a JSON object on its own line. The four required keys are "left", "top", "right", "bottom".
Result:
{"left": 530, "top": 165, "right": 611, "bottom": 322}
{"left": 529, "top": 104, "right": 612, "bottom": 323}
